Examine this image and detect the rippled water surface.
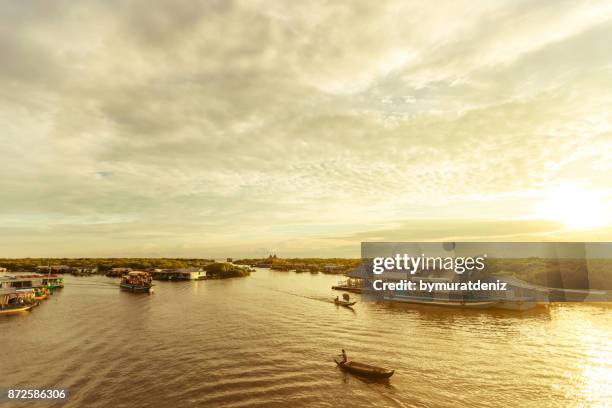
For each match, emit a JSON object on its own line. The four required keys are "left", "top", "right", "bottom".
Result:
{"left": 1, "top": 269, "right": 611, "bottom": 407}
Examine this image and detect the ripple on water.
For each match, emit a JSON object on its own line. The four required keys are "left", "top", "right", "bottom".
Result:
{"left": 1, "top": 271, "right": 610, "bottom": 408}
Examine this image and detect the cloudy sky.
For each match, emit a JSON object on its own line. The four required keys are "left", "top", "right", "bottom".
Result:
{"left": 2, "top": 0, "right": 612, "bottom": 258}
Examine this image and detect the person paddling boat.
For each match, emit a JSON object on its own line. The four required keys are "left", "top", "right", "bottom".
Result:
{"left": 334, "top": 350, "right": 394, "bottom": 379}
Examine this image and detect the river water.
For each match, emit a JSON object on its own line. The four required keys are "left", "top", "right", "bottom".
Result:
{"left": 1, "top": 269, "right": 611, "bottom": 408}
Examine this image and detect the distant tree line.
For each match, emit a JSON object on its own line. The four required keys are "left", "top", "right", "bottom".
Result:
{"left": 3, "top": 256, "right": 608, "bottom": 289}
{"left": 204, "top": 262, "right": 251, "bottom": 278}
{"left": 485, "top": 258, "right": 612, "bottom": 290}
{"left": 0, "top": 258, "right": 215, "bottom": 273}
{"left": 234, "top": 256, "right": 361, "bottom": 274}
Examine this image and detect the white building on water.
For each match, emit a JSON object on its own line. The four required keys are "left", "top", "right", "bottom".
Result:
{"left": 151, "top": 268, "right": 207, "bottom": 280}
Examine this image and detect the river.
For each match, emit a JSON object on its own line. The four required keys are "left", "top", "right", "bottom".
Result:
{"left": 1, "top": 269, "right": 611, "bottom": 407}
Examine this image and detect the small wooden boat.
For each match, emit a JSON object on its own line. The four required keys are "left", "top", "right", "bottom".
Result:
{"left": 0, "top": 304, "right": 35, "bottom": 315}
{"left": 334, "top": 358, "right": 394, "bottom": 379}
{"left": 334, "top": 299, "right": 357, "bottom": 307}
{"left": 334, "top": 293, "right": 356, "bottom": 307}
{"left": 1, "top": 287, "right": 37, "bottom": 315}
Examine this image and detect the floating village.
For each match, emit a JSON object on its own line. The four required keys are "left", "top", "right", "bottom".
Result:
{"left": 2, "top": 255, "right": 609, "bottom": 316}
{"left": 1, "top": 257, "right": 610, "bottom": 380}
{"left": 0, "top": 272, "right": 64, "bottom": 315}
{"left": 0, "top": 261, "right": 253, "bottom": 313}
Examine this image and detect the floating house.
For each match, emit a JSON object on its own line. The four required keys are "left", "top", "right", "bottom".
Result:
{"left": 0, "top": 275, "right": 48, "bottom": 301}
{"left": 36, "top": 265, "right": 71, "bottom": 273}
{"left": 333, "top": 264, "right": 548, "bottom": 310}
{"left": 322, "top": 264, "right": 342, "bottom": 273}
{"left": 151, "top": 268, "right": 206, "bottom": 281}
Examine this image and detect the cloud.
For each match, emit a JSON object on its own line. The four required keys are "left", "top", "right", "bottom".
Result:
{"left": 1, "top": 0, "right": 612, "bottom": 256}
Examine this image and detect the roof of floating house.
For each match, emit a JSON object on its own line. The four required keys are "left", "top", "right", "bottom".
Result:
{"left": 127, "top": 271, "right": 150, "bottom": 276}
{"left": 176, "top": 268, "right": 204, "bottom": 273}
{"left": 0, "top": 275, "right": 44, "bottom": 282}
{"left": 348, "top": 264, "right": 367, "bottom": 279}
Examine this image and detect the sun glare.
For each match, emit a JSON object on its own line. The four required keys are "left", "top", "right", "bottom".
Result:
{"left": 536, "top": 185, "right": 605, "bottom": 229}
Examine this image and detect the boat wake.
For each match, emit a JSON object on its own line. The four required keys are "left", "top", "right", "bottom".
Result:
{"left": 263, "top": 288, "right": 352, "bottom": 305}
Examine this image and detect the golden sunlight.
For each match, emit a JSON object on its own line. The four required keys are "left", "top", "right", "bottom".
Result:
{"left": 536, "top": 184, "right": 605, "bottom": 229}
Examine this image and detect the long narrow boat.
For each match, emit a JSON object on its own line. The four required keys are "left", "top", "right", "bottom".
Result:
{"left": 0, "top": 304, "right": 35, "bottom": 315}
{"left": 334, "top": 358, "right": 394, "bottom": 379}
{"left": 334, "top": 299, "right": 357, "bottom": 307}
{"left": 0, "top": 288, "right": 36, "bottom": 315}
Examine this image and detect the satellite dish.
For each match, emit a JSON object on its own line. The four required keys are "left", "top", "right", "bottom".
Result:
{"left": 443, "top": 242, "right": 456, "bottom": 251}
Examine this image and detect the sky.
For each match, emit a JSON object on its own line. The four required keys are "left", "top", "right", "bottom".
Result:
{"left": 1, "top": 0, "right": 612, "bottom": 258}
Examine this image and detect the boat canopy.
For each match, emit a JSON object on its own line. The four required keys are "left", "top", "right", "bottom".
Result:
{"left": 127, "top": 271, "right": 150, "bottom": 276}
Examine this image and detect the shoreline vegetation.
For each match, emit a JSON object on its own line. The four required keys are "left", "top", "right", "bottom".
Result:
{"left": 234, "top": 255, "right": 361, "bottom": 274}
{"left": 0, "top": 258, "right": 251, "bottom": 280}
{"left": 204, "top": 262, "right": 251, "bottom": 279}
{"left": 0, "top": 255, "right": 361, "bottom": 277}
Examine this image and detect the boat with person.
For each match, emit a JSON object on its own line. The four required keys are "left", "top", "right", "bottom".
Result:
{"left": 334, "top": 299, "right": 356, "bottom": 307}
{"left": 333, "top": 293, "right": 357, "bottom": 307}
{"left": 120, "top": 271, "right": 154, "bottom": 293}
{"left": 334, "top": 350, "right": 394, "bottom": 379}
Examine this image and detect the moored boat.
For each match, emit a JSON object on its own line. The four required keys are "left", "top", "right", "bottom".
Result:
{"left": 0, "top": 304, "right": 35, "bottom": 315}
{"left": 120, "top": 271, "right": 154, "bottom": 293}
{"left": 41, "top": 274, "right": 64, "bottom": 290}
{"left": 0, "top": 288, "right": 36, "bottom": 315}
{"left": 1, "top": 275, "right": 48, "bottom": 299}
{"left": 334, "top": 358, "right": 394, "bottom": 379}
{"left": 33, "top": 287, "right": 49, "bottom": 301}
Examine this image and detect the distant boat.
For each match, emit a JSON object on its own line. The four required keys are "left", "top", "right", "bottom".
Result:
{"left": 333, "top": 299, "right": 356, "bottom": 307}
{"left": 334, "top": 358, "right": 394, "bottom": 379}
{"left": 334, "top": 293, "right": 356, "bottom": 307}
{"left": 120, "top": 271, "right": 154, "bottom": 293}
